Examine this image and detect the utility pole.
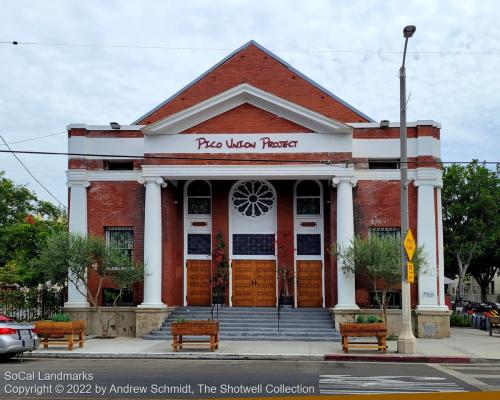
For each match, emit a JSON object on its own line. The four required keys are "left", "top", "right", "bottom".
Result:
{"left": 397, "top": 25, "right": 418, "bottom": 354}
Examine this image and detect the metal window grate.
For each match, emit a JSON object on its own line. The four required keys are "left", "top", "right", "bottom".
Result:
{"left": 105, "top": 227, "right": 134, "bottom": 259}
{"left": 369, "top": 227, "right": 401, "bottom": 239}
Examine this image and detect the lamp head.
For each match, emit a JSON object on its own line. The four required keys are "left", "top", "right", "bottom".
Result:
{"left": 403, "top": 25, "right": 416, "bottom": 38}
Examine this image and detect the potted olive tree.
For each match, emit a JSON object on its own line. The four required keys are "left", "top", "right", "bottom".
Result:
{"left": 333, "top": 235, "right": 426, "bottom": 324}
{"left": 35, "top": 231, "right": 143, "bottom": 338}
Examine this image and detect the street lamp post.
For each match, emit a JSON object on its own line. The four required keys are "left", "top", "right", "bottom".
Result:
{"left": 397, "top": 25, "right": 417, "bottom": 354}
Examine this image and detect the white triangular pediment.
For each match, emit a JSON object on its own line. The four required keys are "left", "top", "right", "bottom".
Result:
{"left": 142, "top": 83, "right": 353, "bottom": 135}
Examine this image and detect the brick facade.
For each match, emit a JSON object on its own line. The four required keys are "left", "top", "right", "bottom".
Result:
{"left": 68, "top": 40, "right": 443, "bottom": 312}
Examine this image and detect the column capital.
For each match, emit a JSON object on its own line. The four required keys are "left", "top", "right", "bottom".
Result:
{"left": 332, "top": 176, "right": 357, "bottom": 188}
{"left": 414, "top": 179, "right": 442, "bottom": 188}
{"left": 66, "top": 169, "right": 90, "bottom": 188}
{"left": 414, "top": 168, "right": 443, "bottom": 188}
{"left": 138, "top": 177, "right": 167, "bottom": 188}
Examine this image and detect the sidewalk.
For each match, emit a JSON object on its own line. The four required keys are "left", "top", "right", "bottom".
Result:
{"left": 26, "top": 328, "right": 500, "bottom": 363}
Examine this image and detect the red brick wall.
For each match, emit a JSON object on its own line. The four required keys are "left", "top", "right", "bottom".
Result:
{"left": 352, "top": 180, "right": 419, "bottom": 307}
{"left": 183, "top": 104, "right": 312, "bottom": 134}
{"left": 161, "top": 184, "right": 184, "bottom": 305}
{"left": 275, "top": 181, "right": 295, "bottom": 298}
{"left": 211, "top": 181, "right": 232, "bottom": 305}
{"left": 86, "top": 182, "right": 145, "bottom": 305}
{"left": 137, "top": 44, "right": 369, "bottom": 125}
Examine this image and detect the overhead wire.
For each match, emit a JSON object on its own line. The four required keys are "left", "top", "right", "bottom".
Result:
{"left": 2, "top": 40, "right": 500, "bottom": 56}
{"left": 0, "top": 131, "right": 66, "bottom": 147}
{"left": 0, "top": 148, "right": 497, "bottom": 166}
{"left": 0, "top": 135, "right": 67, "bottom": 209}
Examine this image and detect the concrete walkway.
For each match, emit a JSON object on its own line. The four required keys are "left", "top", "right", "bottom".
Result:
{"left": 26, "top": 328, "right": 500, "bottom": 362}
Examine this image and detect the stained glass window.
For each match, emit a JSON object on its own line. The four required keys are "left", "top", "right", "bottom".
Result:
{"left": 297, "top": 234, "right": 321, "bottom": 255}
{"left": 296, "top": 180, "right": 321, "bottom": 215}
{"left": 187, "top": 181, "right": 211, "bottom": 215}
{"left": 232, "top": 234, "right": 275, "bottom": 255}
{"left": 187, "top": 234, "right": 211, "bottom": 255}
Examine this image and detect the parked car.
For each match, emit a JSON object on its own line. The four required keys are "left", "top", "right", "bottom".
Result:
{"left": 0, "top": 314, "right": 39, "bottom": 360}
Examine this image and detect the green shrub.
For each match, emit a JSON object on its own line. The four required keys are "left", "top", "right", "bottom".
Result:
{"left": 450, "top": 313, "right": 471, "bottom": 327}
{"left": 366, "top": 315, "right": 379, "bottom": 323}
{"left": 51, "top": 313, "right": 71, "bottom": 322}
{"left": 356, "top": 315, "right": 366, "bottom": 323}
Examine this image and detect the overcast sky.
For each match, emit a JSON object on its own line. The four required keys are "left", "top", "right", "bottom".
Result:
{"left": 1, "top": 0, "right": 499, "bottom": 208}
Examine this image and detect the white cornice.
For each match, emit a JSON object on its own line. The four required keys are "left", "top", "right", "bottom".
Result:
{"left": 349, "top": 120, "right": 441, "bottom": 129}
{"left": 86, "top": 171, "right": 142, "bottom": 182}
{"left": 67, "top": 124, "right": 144, "bottom": 131}
{"left": 142, "top": 83, "right": 353, "bottom": 135}
{"left": 141, "top": 164, "right": 354, "bottom": 180}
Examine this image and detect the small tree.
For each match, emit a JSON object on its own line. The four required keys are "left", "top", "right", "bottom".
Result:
{"left": 36, "top": 231, "right": 143, "bottom": 337}
{"left": 276, "top": 232, "right": 294, "bottom": 298}
{"left": 333, "top": 235, "right": 426, "bottom": 323}
{"left": 211, "top": 233, "right": 229, "bottom": 302}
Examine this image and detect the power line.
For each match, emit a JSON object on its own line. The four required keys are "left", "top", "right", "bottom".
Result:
{"left": 0, "top": 136, "right": 67, "bottom": 209}
{"left": 0, "top": 131, "right": 65, "bottom": 147}
{"left": 0, "top": 148, "right": 497, "bottom": 165}
{"left": 2, "top": 40, "right": 500, "bottom": 56}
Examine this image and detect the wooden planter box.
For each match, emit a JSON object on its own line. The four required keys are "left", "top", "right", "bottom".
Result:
{"left": 34, "top": 320, "right": 86, "bottom": 351}
{"left": 171, "top": 320, "right": 219, "bottom": 352}
{"left": 339, "top": 322, "right": 387, "bottom": 353}
{"left": 489, "top": 316, "right": 500, "bottom": 336}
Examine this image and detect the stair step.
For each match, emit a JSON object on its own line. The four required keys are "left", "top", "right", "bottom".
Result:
{"left": 144, "top": 306, "right": 337, "bottom": 342}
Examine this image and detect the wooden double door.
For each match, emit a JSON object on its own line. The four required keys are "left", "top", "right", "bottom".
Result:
{"left": 232, "top": 260, "right": 276, "bottom": 307}
{"left": 296, "top": 260, "right": 323, "bottom": 307}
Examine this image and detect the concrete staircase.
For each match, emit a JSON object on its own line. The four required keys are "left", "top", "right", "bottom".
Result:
{"left": 143, "top": 306, "right": 341, "bottom": 342}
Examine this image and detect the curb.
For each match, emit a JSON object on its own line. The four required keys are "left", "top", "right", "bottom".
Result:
{"left": 24, "top": 352, "right": 489, "bottom": 364}
{"left": 324, "top": 354, "right": 471, "bottom": 363}
{"left": 25, "top": 352, "right": 325, "bottom": 361}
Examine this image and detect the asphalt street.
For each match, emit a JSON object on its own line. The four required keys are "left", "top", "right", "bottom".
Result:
{"left": 0, "top": 358, "right": 496, "bottom": 398}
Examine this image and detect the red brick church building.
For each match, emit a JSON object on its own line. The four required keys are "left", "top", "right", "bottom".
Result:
{"left": 65, "top": 41, "right": 448, "bottom": 335}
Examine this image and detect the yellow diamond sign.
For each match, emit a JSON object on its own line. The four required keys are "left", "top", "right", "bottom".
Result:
{"left": 404, "top": 229, "right": 416, "bottom": 261}
{"left": 407, "top": 261, "right": 415, "bottom": 283}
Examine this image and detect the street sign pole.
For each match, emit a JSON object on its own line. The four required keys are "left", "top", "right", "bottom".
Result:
{"left": 397, "top": 25, "right": 417, "bottom": 354}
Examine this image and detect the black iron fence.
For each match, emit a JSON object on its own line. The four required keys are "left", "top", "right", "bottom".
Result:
{"left": 0, "top": 288, "right": 63, "bottom": 321}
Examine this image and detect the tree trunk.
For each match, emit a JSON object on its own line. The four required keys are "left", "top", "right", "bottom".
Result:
{"left": 480, "top": 285, "right": 488, "bottom": 303}
{"left": 456, "top": 255, "right": 468, "bottom": 302}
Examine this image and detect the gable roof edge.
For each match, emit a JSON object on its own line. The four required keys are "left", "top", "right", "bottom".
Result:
{"left": 132, "top": 40, "right": 375, "bottom": 124}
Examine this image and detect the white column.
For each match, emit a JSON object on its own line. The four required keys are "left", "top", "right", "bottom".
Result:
{"left": 332, "top": 176, "right": 359, "bottom": 310}
{"left": 65, "top": 169, "right": 90, "bottom": 308}
{"left": 437, "top": 187, "right": 446, "bottom": 307}
{"left": 415, "top": 169, "right": 448, "bottom": 311}
{"left": 138, "top": 177, "right": 167, "bottom": 308}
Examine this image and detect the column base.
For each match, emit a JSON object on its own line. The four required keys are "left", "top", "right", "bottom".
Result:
{"left": 64, "top": 301, "right": 90, "bottom": 308}
{"left": 333, "top": 304, "right": 360, "bottom": 310}
{"left": 135, "top": 307, "right": 174, "bottom": 337}
{"left": 415, "top": 309, "right": 452, "bottom": 338}
{"left": 416, "top": 305, "right": 450, "bottom": 312}
{"left": 137, "top": 302, "right": 168, "bottom": 309}
{"left": 330, "top": 307, "right": 359, "bottom": 330}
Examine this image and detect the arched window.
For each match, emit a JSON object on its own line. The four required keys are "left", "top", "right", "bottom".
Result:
{"left": 296, "top": 180, "right": 321, "bottom": 215}
{"left": 187, "top": 180, "right": 211, "bottom": 215}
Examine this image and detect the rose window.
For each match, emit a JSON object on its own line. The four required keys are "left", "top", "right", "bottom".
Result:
{"left": 232, "top": 181, "right": 275, "bottom": 218}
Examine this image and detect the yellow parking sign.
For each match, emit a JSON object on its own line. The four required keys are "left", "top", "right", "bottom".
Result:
{"left": 407, "top": 261, "right": 415, "bottom": 283}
